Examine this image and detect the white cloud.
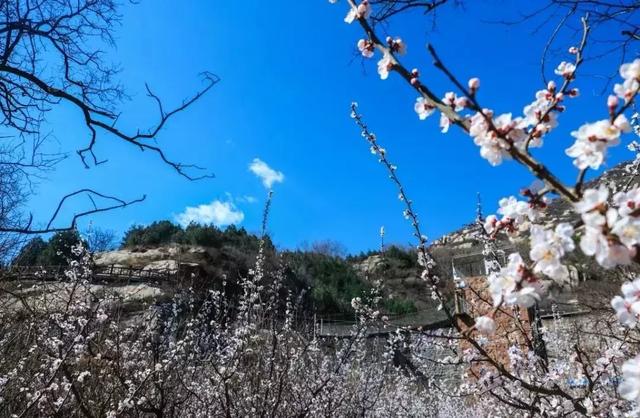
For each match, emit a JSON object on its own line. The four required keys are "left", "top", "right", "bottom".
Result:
{"left": 175, "top": 200, "right": 244, "bottom": 227}
{"left": 224, "top": 192, "right": 257, "bottom": 204}
{"left": 239, "top": 195, "right": 257, "bottom": 203}
{"left": 249, "top": 158, "right": 284, "bottom": 188}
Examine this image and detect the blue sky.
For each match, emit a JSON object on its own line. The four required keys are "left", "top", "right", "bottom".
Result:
{"left": 27, "top": 1, "right": 638, "bottom": 253}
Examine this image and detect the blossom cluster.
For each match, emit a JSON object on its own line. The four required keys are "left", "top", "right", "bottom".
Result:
{"left": 566, "top": 114, "right": 631, "bottom": 170}
{"left": 576, "top": 185, "right": 640, "bottom": 268}
{"left": 487, "top": 253, "right": 543, "bottom": 307}
{"left": 529, "top": 223, "right": 574, "bottom": 282}
{"left": 614, "top": 59, "right": 640, "bottom": 103}
{"left": 612, "top": 278, "right": 640, "bottom": 328}
{"left": 565, "top": 59, "right": 639, "bottom": 170}
{"left": 483, "top": 193, "right": 544, "bottom": 236}
{"left": 344, "top": 2, "right": 640, "bottom": 174}
{"left": 343, "top": 0, "right": 370, "bottom": 24}
{"left": 607, "top": 276, "right": 640, "bottom": 405}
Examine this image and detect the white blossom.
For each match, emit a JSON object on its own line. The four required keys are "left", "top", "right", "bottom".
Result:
{"left": 521, "top": 87, "right": 558, "bottom": 138}
{"left": 414, "top": 97, "right": 435, "bottom": 120}
{"left": 575, "top": 186, "right": 635, "bottom": 267}
{"left": 357, "top": 39, "right": 374, "bottom": 58}
{"left": 565, "top": 138, "right": 606, "bottom": 170}
{"left": 574, "top": 185, "right": 609, "bottom": 214}
{"left": 483, "top": 214, "right": 498, "bottom": 235}
{"left": 613, "top": 187, "right": 640, "bottom": 217}
{"left": 611, "top": 215, "right": 640, "bottom": 248}
{"left": 487, "top": 253, "right": 542, "bottom": 307}
{"left": 529, "top": 223, "right": 574, "bottom": 282}
{"left": 619, "top": 355, "right": 640, "bottom": 402}
{"left": 580, "top": 225, "right": 630, "bottom": 268}
{"left": 614, "top": 58, "right": 640, "bottom": 103}
{"left": 377, "top": 52, "right": 392, "bottom": 80}
{"left": 554, "top": 61, "right": 576, "bottom": 78}
{"left": 388, "top": 37, "right": 406, "bottom": 55}
{"left": 439, "top": 113, "right": 451, "bottom": 133}
{"left": 612, "top": 279, "right": 640, "bottom": 329}
{"left": 344, "top": 1, "right": 371, "bottom": 23}
{"left": 475, "top": 316, "right": 496, "bottom": 335}
{"left": 497, "top": 196, "right": 538, "bottom": 230}
{"left": 467, "top": 111, "right": 531, "bottom": 165}
{"left": 565, "top": 116, "right": 630, "bottom": 170}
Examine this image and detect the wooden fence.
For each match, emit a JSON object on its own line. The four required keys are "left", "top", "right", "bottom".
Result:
{"left": 0, "top": 264, "right": 177, "bottom": 283}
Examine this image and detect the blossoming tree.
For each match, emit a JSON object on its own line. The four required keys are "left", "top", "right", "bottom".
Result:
{"left": 335, "top": 0, "right": 640, "bottom": 415}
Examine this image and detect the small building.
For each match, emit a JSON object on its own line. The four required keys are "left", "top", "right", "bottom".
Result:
{"left": 451, "top": 251, "right": 547, "bottom": 376}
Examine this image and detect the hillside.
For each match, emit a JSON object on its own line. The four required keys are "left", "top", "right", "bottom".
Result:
{"left": 11, "top": 160, "right": 638, "bottom": 321}
{"left": 426, "top": 158, "right": 640, "bottom": 310}
{"left": 432, "top": 158, "right": 640, "bottom": 249}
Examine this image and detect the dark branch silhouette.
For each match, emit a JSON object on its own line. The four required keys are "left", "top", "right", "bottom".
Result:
{"left": 370, "top": 0, "right": 452, "bottom": 23}
{"left": 0, "top": 0, "right": 219, "bottom": 179}
{"left": 0, "top": 189, "right": 146, "bottom": 235}
{"left": 0, "top": 1, "right": 218, "bottom": 237}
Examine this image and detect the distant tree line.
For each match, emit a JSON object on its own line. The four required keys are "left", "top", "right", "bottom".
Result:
{"left": 120, "top": 221, "right": 274, "bottom": 252}
{"left": 12, "top": 231, "right": 83, "bottom": 267}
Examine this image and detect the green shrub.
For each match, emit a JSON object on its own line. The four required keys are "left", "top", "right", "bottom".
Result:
{"left": 284, "top": 251, "right": 370, "bottom": 317}
{"left": 384, "top": 298, "right": 417, "bottom": 315}
{"left": 384, "top": 245, "right": 417, "bottom": 268}
{"left": 181, "top": 223, "right": 223, "bottom": 247}
{"left": 121, "top": 221, "right": 182, "bottom": 248}
{"left": 12, "top": 237, "right": 47, "bottom": 266}
{"left": 12, "top": 231, "right": 87, "bottom": 267}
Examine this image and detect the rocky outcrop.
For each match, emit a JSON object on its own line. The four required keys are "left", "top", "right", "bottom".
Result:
{"left": 94, "top": 245, "right": 209, "bottom": 270}
{"left": 354, "top": 253, "right": 439, "bottom": 313}
{"left": 142, "top": 260, "right": 179, "bottom": 273}
{"left": 1, "top": 281, "right": 167, "bottom": 316}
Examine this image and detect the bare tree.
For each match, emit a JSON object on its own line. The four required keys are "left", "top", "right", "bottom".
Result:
{"left": 0, "top": 0, "right": 217, "bottom": 236}
{"left": 84, "top": 226, "right": 116, "bottom": 253}
{"left": 0, "top": 163, "right": 25, "bottom": 261}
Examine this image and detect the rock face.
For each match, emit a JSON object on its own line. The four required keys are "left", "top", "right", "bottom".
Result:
{"left": 354, "top": 255, "right": 385, "bottom": 276}
{"left": 94, "top": 246, "right": 208, "bottom": 270}
{"left": 142, "top": 260, "right": 179, "bottom": 273}
{"left": 1, "top": 281, "right": 167, "bottom": 316}
{"left": 93, "top": 244, "right": 254, "bottom": 283}
{"left": 353, "top": 252, "right": 441, "bottom": 315}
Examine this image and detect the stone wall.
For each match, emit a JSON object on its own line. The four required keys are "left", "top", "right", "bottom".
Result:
{"left": 455, "top": 276, "right": 535, "bottom": 375}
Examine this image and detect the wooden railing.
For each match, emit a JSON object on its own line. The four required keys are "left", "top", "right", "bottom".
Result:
{"left": 0, "top": 264, "right": 178, "bottom": 283}
{"left": 93, "top": 265, "right": 177, "bottom": 282}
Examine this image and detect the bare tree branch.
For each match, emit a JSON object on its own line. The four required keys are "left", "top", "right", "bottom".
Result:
{"left": 0, "top": 189, "right": 145, "bottom": 234}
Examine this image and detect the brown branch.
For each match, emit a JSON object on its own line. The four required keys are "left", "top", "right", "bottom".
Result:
{"left": 0, "top": 62, "right": 219, "bottom": 180}
{"left": 0, "top": 188, "right": 145, "bottom": 234}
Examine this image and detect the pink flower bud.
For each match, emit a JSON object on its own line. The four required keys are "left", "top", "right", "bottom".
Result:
{"left": 568, "top": 46, "right": 578, "bottom": 54}
{"left": 386, "top": 36, "right": 393, "bottom": 45}
{"left": 357, "top": 1, "right": 369, "bottom": 16}
{"left": 411, "top": 68, "right": 419, "bottom": 77}
{"left": 468, "top": 77, "right": 480, "bottom": 90}
{"left": 608, "top": 95, "right": 619, "bottom": 108}
{"left": 410, "top": 77, "right": 419, "bottom": 86}
{"left": 547, "top": 80, "right": 556, "bottom": 92}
